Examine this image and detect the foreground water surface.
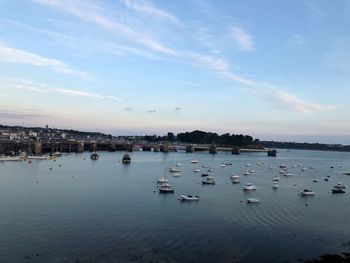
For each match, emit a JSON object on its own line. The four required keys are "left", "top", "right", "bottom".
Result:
{"left": 0, "top": 149, "right": 350, "bottom": 263}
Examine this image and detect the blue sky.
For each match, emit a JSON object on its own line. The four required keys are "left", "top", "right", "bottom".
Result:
{"left": 0, "top": 0, "right": 349, "bottom": 143}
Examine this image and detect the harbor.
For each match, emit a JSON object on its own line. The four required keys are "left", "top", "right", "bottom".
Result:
{"left": 0, "top": 149, "right": 349, "bottom": 262}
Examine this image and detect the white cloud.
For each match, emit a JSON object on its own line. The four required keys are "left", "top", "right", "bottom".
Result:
{"left": 253, "top": 83, "right": 335, "bottom": 113}
{"left": 230, "top": 26, "right": 254, "bottom": 52}
{"left": 287, "top": 34, "right": 306, "bottom": 47}
{"left": 0, "top": 77, "right": 123, "bottom": 102}
{"left": 121, "top": 0, "right": 184, "bottom": 27}
{"left": 32, "top": 0, "right": 179, "bottom": 56}
{"left": 0, "top": 44, "right": 92, "bottom": 80}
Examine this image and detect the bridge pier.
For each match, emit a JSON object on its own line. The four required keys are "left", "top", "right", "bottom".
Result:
{"left": 209, "top": 144, "right": 217, "bottom": 154}
{"left": 232, "top": 147, "right": 240, "bottom": 155}
{"left": 186, "top": 145, "right": 194, "bottom": 153}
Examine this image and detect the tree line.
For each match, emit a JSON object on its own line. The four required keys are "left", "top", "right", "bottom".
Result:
{"left": 144, "top": 130, "right": 260, "bottom": 148}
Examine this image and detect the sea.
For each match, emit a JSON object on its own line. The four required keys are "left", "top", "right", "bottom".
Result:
{"left": 0, "top": 149, "right": 349, "bottom": 263}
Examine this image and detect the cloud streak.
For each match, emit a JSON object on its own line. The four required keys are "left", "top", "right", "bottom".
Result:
{"left": 0, "top": 44, "right": 92, "bottom": 80}
{"left": 31, "top": 0, "right": 332, "bottom": 114}
{"left": 230, "top": 27, "right": 254, "bottom": 52}
{"left": 121, "top": 0, "right": 184, "bottom": 27}
{"left": 0, "top": 77, "right": 123, "bottom": 101}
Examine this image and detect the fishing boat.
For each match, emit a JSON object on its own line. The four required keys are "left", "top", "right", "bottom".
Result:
{"left": 193, "top": 169, "right": 201, "bottom": 173}
{"left": 243, "top": 170, "right": 251, "bottom": 176}
{"left": 157, "top": 176, "right": 168, "bottom": 183}
{"left": 190, "top": 160, "right": 199, "bottom": 163}
{"left": 272, "top": 182, "right": 279, "bottom": 189}
{"left": 172, "top": 172, "right": 181, "bottom": 177}
{"left": 178, "top": 195, "right": 200, "bottom": 201}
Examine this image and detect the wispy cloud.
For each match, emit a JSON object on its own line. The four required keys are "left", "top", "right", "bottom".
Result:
{"left": 121, "top": 0, "right": 184, "bottom": 27}
{"left": 287, "top": 34, "right": 306, "bottom": 47}
{"left": 30, "top": 0, "right": 332, "bottom": 115}
{"left": 33, "top": 0, "right": 178, "bottom": 56}
{"left": 174, "top": 107, "right": 182, "bottom": 111}
{"left": 124, "top": 107, "right": 132, "bottom": 110}
{"left": 0, "top": 77, "right": 123, "bottom": 101}
{"left": 252, "top": 83, "right": 335, "bottom": 113}
{"left": 147, "top": 110, "right": 156, "bottom": 113}
{"left": 230, "top": 26, "right": 254, "bottom": 52}
{"left": 0, "top": 44, "right": 92, "bottom": 80}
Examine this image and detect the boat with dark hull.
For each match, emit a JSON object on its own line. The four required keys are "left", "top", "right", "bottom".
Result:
{"left": 122, "top": 153, "right": 131, "bottom": 164}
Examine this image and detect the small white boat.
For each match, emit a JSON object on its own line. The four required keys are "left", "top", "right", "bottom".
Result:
{"left": 202, "top": 176, "right": 215, "bottom": 185}
{"left": 248, "top": 169, "right": 255, "bottom": 173}
{"left": 231, "top": 175, "right": 240, "bottom": 183}
{"left": 257, "top": 161, "right": 264, "bottom": 166}
{"left": 178, "top": 195, "right": 200, "bottom": 201}
{"left": 245, "top": 163, "right": 251, "bottom": 167}
{"left": 300, "top": 189, "right": 315, "bottom": 196}
{"left": 272, "top": 176, "right": 280, "bottom": 182}
{"left": 243, "top": 183, "right": 256, "bottom": 191}
{"left": 269, "top": 166, "right": 274, "bottom": 169}
{"left": 220, "top": 164, "right": 226, "bottom": 167}
{"left": 169, "top": 167, "right": 180, "bottom": 173}
{"left": 207, "top": 168, "right": 214, "bottom": 172}
{"left": 175, "top": 163, "right": 182, "bottom": 167}
{"left": 301, "top": 167, "right": 308, "bottom": 171}
{"left": 312, "top": 179, "right": 319, "bottom": 182}
{"left": 157, "top": 176, "right": 168, "bottom": 183}
{"left": 202, "top": 164, "right": 209, "bottom": 168}
{"left": 272, "top": 182, "right": 279, "bottom": 189}
{"left": 190, "top": 160, "right": 199, "bottom": 163}
{"left": 243, "top": 170, "right": 251, "bottom": 176}
{"left": 193, "top": 169, "right": 201, "bottom": 173}
{"left": 172, "top": 172, "right": 181, "bottom": 177}
{"left": 247, "top": 198, "right": 260, "bottom": 203}
{"left": 284, "top": 172, "right": 293, "bottom": 177}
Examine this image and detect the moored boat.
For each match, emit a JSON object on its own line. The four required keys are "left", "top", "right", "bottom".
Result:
{"left": 90, "top": 153, "right": 99, "bottom": 160}
{"left": 300, "top": 189, "right": 315, "bottom": 196}
{"left": 231, "top": 175, "right": 240, "bottom": 183}
{"left": 159, "top": 183, "right": 174, "bottom": 193}
{"left": 202, "top": 176, "right": 215, "bottom": 185}
{"left": 247, "top": 198, "right": 260, "bottom": 203}
{"left": 243, "top": 183, "right": 256, "bottom": 191}
{"left": 122, "top": 153, "right": 131, "bottom": 164}
{"left": 157, "top": 176, "right": 168, "bottom": 183}
{"left": 178, "top": 195, "right": 200, "bottom": 201}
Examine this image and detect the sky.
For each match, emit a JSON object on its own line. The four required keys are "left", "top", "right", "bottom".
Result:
{"left": 0, "top": 0, "right": 350, "bottom": 144}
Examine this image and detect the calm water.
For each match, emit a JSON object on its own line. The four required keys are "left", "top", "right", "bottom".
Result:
{"left": 0, "top": 149, "right": 350, "bottom": 263}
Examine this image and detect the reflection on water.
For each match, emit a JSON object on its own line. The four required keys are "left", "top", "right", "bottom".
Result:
{"left": 0, "top": 149, "right": 349, "bottom": 263}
